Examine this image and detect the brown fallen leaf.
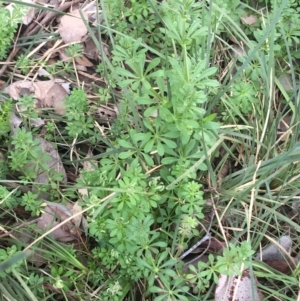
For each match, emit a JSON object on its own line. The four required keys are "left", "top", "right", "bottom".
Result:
{"left": 5, "top": 80, "right": 68, "bottom": 115}
{"left": 75, "top": 55, "right": 94, "bottom": 67}
{"left": 22, "top": 0, "right": 36, "bottom": 25}
{"left": 35, "top": 137, "right": 67, "bottom": 180}
{"left": 69, "top": 201, "right": 83, "bottom": 233}
{"left": 78, "top": 150, "right": 95, "bottom": 197}
{"left": 41, "top": 82, "right": 67, "bottom": 115}
{"left": 83, "top": 2, "right": 103, "bottom": 25}
{"left": 240, "top": 15, "right": 257, "bottom": 25}
{"left": 37, "top": 203, "right": 78, "bottom": 242}
{"left": 84, "top": 37, "right": 99, "bottom": 60}
{"left": 58, "top": 9, "right": 88, "bottom": 43}
{"left": 5, "top": 81, "right": 41, "bottom": 100}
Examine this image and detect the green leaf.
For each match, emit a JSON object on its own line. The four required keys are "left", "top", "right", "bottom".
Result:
{"left": 142, "top": 153, "right": 154, "bottom": 166}
{"left": 119, "top": 151, "right": 135, "bottom": 159}
{"left": 198, "top": 163, "right": 207, "bottom": 171}
{"left": 163, "top": 268, "right": 176, "bottom": 277}
{"left": 135, "top": 132, "right": 152, "bottom": 142}
{"left": 161, "top": 157, "right": 178, "bottom": 164}
{"left": 144, "top": 138, "right": 155, "bottom": 153}
{"left": 115, "top": 67, "right": 137, "bottom": 78}
{"left": 198, "top": 66, "right": 218, "bottom": 79}
{"left": 137, "top": 96, "right": 155, "bottom": 105}
{"left": 144, "top": 106, "right": 158, "bottom": 117}
{"left": 142, "top": 79, "right": 151, "bottom": 90}
{"left": 152, "top": 241, "right": 167, "bottom": 248}
{"left": 147, "top": 70, "right": 165, "bottom": 78}
{"left": 157, "top": 140, "right": 165, "bottom": 156}
{"left": 145, "top": 58, "right": 160, "bottom": 74}
{"left": 163, "top": 131, "right": 180, "bottom": 139}
{"left": 203, "top": 113, "right": 217, "bottom": 122}
{"left": 119, "top": 79, "right": 136, "bottom": 87}
{"left": 202, "top": 121, "right": 220, "bottom": 130}
{"left": 161, "top": 138, "right": 177, "bottom": 148}
{"left": 149, "top": 285, "right": 164, "bottom": 293}
{"left": 188, "top": 27, "right": 208, "bottom": 39}
{"left": 143, "top": 119, "right": 154, "bottom": 131}
{"left": 198, "top": 79, "right": 219, "bottom": 87}
{"left": 118, "top": 139, "right": 133, "bottom": 148}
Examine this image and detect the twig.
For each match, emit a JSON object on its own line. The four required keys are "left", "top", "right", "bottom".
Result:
{"left": 180, "top": 211, "right": 215, "bottom": 263}
{"left": 0, "top": 218, "right": 41, "bottom": 238}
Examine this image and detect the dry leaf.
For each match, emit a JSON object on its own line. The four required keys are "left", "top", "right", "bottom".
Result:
{"left": 191, "top": 237, "right": 225, "bottom": 254}
{"left": 69, "top": 201, "right": 83, "bottom": 230}
{"left": 35, "top": 137, "right": 67, "bottom": 183}
{"left": 228, "top": 35, "right": 241, "bottom": 44}
{"left": 9, "top": 111, "right": 23, "bottom": 135}
{"left": 22, "top": 0, "right": 36, "bottom": 25}
{"left": 5, "top": 80, "right": 68, "bottom": 115}
{"left": 55, "top": 48, "right": 71, "bottom": 62}
{"left": 78, "top": 150, "right": 95, "bottom": 196}
{"left": 58, "top": 9, "right": 88, "bottom": 43}
{"left": 38, "top": 68, "right": 53, "bottom": 78}
{"left": 215, "top": 270, "right": 263, "bottom": 301}
{"left": 5, "top": 81, "right": 41, "bottom": 100}
{"left": 31, "top": 137, "right": 67, "bottom": 199}
{"left": 37, "top": 203, "right": 78, "bottom": 242}
{"left": 75, "top": 55, "right": 94, "bottom": 67}
{"left": 84, "top": 37, "right": 99, "bottom": 60}
{"left": 83, "top": 2, "right": 103, "bottom": 24}
{"left": 240, "top": 15, "right": 257, "bottom": 25}
{"left": 41, "top": 83, "right": 67, "bottom": 115}
{"left": 75, "top": 64, "right": 87, "bottom": 72}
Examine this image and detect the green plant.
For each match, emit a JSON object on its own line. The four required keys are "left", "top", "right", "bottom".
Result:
{"left": 17, "top": 94, "right": 39, "bottom": 119}
{"left": 0, "top": 246, "right": 23, "bottom": 278}
{"left": 75, "top": 0, "right": 222, "bottom": 298}
{"left": 8, "top": 129, "right": 49, "bottom": 180}
{"left": 45, "top": 43, "right": 83, "bottom": 76}
{"left": 0, "top": 3, "right": 27, "bottom": 59}
{"left": 186, "top": 242, "right": 255, "bottom": 293}
{"left": 21, "top": 191, "right": 46, "bottom": 216}
{"left": 64, "top": 88, "right": 95, "bottom": 139}
{"left": 0, "top": 185, "right": 19, "bottom": 210}
{"left": 230, "top": 78, "right": 259, "bottom": 114}
{"left": 15, "top": 54, "right": 35, "bottom": 74}
{"left": 0, "top": 98, "right": 13, "bottom": 138}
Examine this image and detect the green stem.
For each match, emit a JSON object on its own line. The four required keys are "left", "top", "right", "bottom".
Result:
{"left": 182, "top": 44, "right": 189, "bottom": 83}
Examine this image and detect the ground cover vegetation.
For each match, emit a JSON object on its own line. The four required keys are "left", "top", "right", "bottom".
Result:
{"left": 0, "top": 0, "right": 300, "bottom": 300}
